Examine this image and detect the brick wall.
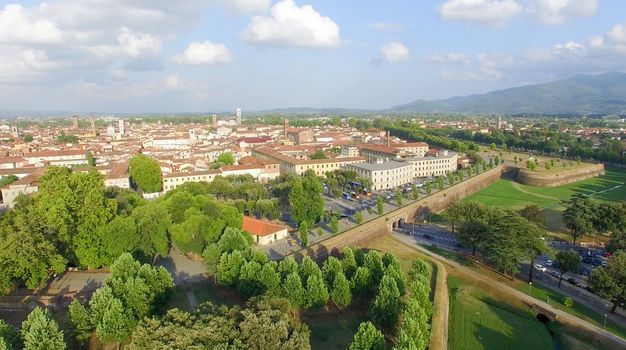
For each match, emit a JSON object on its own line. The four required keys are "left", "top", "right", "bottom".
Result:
{"left": 516, "top": 164, "right": 605, "bottom": 187}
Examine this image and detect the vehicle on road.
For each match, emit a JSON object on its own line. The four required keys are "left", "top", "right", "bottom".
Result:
{"left": 534, "top": 264, "right": 547, "bottom": 272}
{"left": 567, "top": 278, "right": 582, "bottom": 287}
{"left": 550, "top": 270, "right": 560, "bottom": 278}
{"left": 423, "top": 233, "right": 434, "bottom": 240}
{"left": 545, "top": 259, "right": 553, "bottom": 267}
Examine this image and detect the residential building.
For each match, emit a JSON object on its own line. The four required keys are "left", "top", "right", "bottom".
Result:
{"left": 343, "top": 161, "right": 413, "bottom": 191}
{"left": 242, "top": 216, "right": 289, "bottom": 245}
{"left": 162, "top": 170, "right": 221, "bottom": 192}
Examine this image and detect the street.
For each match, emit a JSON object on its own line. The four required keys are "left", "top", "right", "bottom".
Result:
{"left": 390, "top": 225, "right": 626, "bottom": 328}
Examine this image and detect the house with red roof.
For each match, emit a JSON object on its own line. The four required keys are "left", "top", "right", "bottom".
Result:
{"left": 242, "top": 216, "right": 289, "bottom": 245}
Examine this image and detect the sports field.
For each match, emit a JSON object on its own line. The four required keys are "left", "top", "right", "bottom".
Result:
{"left": 448, "top": 275, "right": 555, "bottom": 350}
{"left": 462, "top": 169, "right": 626, "bottom": 232}
{"left": 464, "top": 168, "right": 626, "bottom": 210}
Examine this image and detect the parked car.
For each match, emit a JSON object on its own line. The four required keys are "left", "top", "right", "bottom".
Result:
{"left": 580, "top": 266, "right": 592, "bottom": 276}
{"left": 534, "top": 264, "right": 547, "bottom": 272}
{"left": 567, "top": 278, "right": 582, "bottom": 287}
{"left": 545, "top": 259, "right": 553, "bottom": 267}
{"left": 551, "top": 270, "right": 561, "bottom": 278}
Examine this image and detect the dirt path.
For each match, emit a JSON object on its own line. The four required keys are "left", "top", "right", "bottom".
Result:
{"left": 510, "top": 182, "right": 560, "bottom": 201}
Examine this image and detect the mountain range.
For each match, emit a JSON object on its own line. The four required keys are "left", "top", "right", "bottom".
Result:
{"left": 392, "top": 71, "right": 626, "bottom": 115}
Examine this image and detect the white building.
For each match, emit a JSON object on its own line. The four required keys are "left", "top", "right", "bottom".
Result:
{"left": 343, "top": 161, "right": 413, "bottom": 191}
{"left": 243, "top": 216, "right": 289, "bottom": 246}
{"left": 406, "top": 150, "right": 458, "bottom": 178}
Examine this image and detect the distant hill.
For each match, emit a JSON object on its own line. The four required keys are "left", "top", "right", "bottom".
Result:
{"left": 392, "top": 71, "right": 626, "bottom": 114}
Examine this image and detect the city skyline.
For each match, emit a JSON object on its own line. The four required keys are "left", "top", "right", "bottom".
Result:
{"left": 1, "top": 0, "right": 626, "bottom": 113}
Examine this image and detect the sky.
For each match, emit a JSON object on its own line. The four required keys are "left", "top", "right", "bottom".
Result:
{"left": 1, "top": 0, "right": 626, "bottom": 113}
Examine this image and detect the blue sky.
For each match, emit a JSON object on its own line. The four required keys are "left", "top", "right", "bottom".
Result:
{"left": 1, "top": 0, "right": 625, "bottom": 113}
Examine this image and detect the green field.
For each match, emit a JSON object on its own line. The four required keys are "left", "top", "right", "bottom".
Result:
{"left": 462, "top": 169, "right": 626, "bottom": 232}
{"left": 464, "top": 169, "right": 626, "bottom": 210}
{"left": 448, "top": 275, "right": 555, "bottom": 350}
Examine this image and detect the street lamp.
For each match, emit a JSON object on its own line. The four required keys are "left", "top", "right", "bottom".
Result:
{"left": 604, "top": 314, "right": 608, "bottom": 329}
{"left": 528, "top": 282, "right": 533, "bottom": 296}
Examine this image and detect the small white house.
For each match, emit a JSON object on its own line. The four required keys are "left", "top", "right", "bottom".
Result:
{"left": 242, "top": 216, "right": 289, "bottom": 245}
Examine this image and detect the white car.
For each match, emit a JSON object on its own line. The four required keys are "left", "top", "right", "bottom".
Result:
{"left": 545, "top": 259, "right": 553, "bottom": 267}
{"left": 534, "top": 264, "right": 547, "bottom": 272}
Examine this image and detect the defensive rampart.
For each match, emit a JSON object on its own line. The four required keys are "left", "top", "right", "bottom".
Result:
{"left": 516, "top": 163, "right": 605, "bottom": 187}
{"left": 290, "top": 166, "right": 503, "bottom": 261}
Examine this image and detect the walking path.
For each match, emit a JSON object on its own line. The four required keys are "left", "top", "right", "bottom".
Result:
{"left": 392, "top": 235, "right": 626, "bottom": 349}
{"left": 510, "top": 182, "right": 559, "bottom": 201}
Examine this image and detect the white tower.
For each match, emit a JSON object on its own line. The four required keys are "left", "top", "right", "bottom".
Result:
{"left": 189, "top": 129, "right": 196, "bottom": 141}
{"left": 236, "top": 108, "right": 242, "bottom": 126}
{"left": 118, "top": 119, "right": 125, "bottom": 135}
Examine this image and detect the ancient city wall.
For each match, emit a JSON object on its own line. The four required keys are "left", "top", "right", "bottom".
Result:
{"left": 516, "top": 163, "right": 605, "bottom": 187}
{"left": 291, "top": 166, "right": 503, "bottom": 261}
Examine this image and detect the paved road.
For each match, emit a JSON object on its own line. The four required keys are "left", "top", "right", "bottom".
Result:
{"left": 391, "top": 235, "right": 626, "bottom": 348}
{"left": 392, "top": 227, "right": 626, "bottom": 332}
{"left": 157, "top": 247, "right": 208, "bottom": 285}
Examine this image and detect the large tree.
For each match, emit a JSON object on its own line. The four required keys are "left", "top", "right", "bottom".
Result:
{"left": 129, "top": 297, "right": 311, "bottom": 350}
{"left": 217, "top": 152, "right": 235, "bottom": 166}
{"left": 562, "top": 193, "right": 594, "bottom": 244}
{"left": 21, "top": 307, "right": 66, "bottom": 350}
{"left": 131, "top": 202, "right": 171, "bottom": 264}
{"left": 348, "top": 322, "right": 385, "bottom": 350}
{"left": 588, "top": 251, "right": 626, "bottom": 313}
{"left": 290, "top": 170, "right": 325, "bottom": 225}
{"left": 129, "top": 154, "right": 163, "bottom": 193}
{"left": 0, "top": 207, "right": 66, "bottom": 292}
{"left": 554, "top": 250, "right": 581, "bottom": 288}
{"left": 458, "top": 219, "right": 489, "bottom": 256}
{"left": 68, "top": 300, "right": 93, "bottom": 348}
{"left": 518, "top": 205, "right": 546, "bottom": 227}
{"left": 369, "top": 275, "right": 401, "bottom": 330}
{"left": 444, "top": 201, "right": 463, "bottom": 233}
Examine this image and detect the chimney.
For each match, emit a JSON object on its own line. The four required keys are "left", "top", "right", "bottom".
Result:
{"left": 386, "top": 131, "right": 390, "bottom": 148}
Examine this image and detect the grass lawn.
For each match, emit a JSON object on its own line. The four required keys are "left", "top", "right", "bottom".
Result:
{"left": 511, "top": 280, "right": 626, "bottom": 340}
{"left": 301, "top": 301, "right": 369, "bottom": 350}
{"left": 462, "top": 168, "right": 626, "bottom": 233}
{"left": 448, "top": 275, "right": 555, "bottom": 350}
{"left": 464, "top": 169, "right": 626, "bottom": 211}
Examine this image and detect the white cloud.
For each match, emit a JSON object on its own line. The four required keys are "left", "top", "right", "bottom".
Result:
{"left": 527, "top": 0, "right": 597, "bottom": 26}
{"left": 438, "top": 0, "right": 523, "bottom": 27}
{"left": 607, "top": 24, "right": 626, "bottom": 44}
{"left": 212, "top": 0, "right": 271, "bottom": 14}
{"left": 367, "top": 22, "right": 406, "bottom": 32}
{"left": 381, "top": 42, "right": 411, "bottom": 63}
{"left": 429, "top": 22, "right": 626, "bottom": 82}
{"left": 0, "top": 0, "right": 210, "bottom": 82}
{"left": 173, "top": 41, "right": 233, "bottom": 65}
{"left": 242, "top": 0, "right": 341, "bottom": 48}
{"left": 0, "top": 4, "right": 64, "bottom": 44}
{"left": 118, "top": 28, "right": 162, "bottom": 58}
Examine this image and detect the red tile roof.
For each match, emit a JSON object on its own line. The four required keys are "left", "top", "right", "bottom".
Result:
{"left": 242, "top": 216, "right": 288, "bottom": 237}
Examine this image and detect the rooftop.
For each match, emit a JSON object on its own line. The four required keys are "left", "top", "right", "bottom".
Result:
{"left": 242, "top": 216, "right": 288, "bottom": 237}
{"left": 346, "top": 160, "right": 411, "bottom": 171}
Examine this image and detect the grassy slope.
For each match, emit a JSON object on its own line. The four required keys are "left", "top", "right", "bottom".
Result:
{"left": 447, "top": 275, "right": 555, "bottom": 350}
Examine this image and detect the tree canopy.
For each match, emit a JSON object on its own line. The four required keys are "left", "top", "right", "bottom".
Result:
{"left": 129, "top": 154, "right": 163, "bottom": 193}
